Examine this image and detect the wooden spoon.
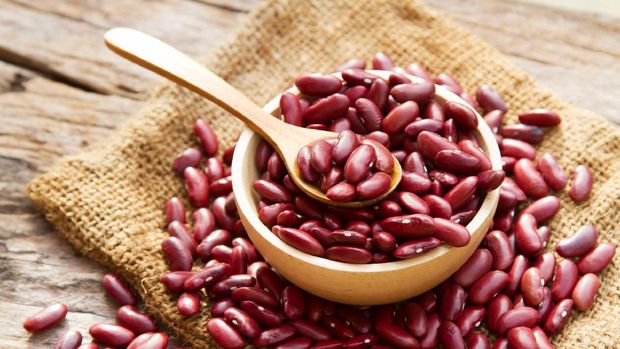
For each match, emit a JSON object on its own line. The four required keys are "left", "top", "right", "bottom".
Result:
{"left": 104, "top": 27, "right": 401, "bottom": 208}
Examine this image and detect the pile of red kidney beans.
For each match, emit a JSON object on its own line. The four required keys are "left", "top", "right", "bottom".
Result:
{"left": 23, "top": 53, "right": 616, "bottom": 349}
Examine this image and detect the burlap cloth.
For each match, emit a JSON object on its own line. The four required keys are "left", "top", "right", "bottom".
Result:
{"left": 27, "top": 0, "right": 619, "bottom": 347}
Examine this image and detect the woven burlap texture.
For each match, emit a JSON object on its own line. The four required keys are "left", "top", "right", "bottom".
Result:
{"left": 27, "top": 0, "right": 619, "bottom": 347}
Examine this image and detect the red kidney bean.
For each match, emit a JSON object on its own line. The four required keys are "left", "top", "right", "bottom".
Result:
{"left": 404, "top": 119, "right": 443, "bottom": 138}
{"left": 320, "top": 168, "right": 344, "bottom": 192}
{"left": 354, "top": 98, "right": 382, "bottom": 132}
{"left": 308, "top": 140, "right": 334, "bottom": 174}
{"left": 194, "top": 119, "right": 218, "bottom": 156}
{"left": 501, "top": 138, "right": 536, "bottom": 160}
{"left": 444, "top": 102, "right": 477, "bottom": 131}
{"left": 205, "top": 157, "right": 226, "bottom": 183}
{"left": 325, "top": 246, "right": 373, "bottom": 264}
{"left": 381, "top": 214, "right": 435, "bottom": 238}
{"left": 165, "top": 197, "right": 186, "bottom": 224}
{"left": 343, "top": 144, "right": 376, "bottom": 183}
{"left": 259, "top": 203, "right": 295, "bottom": 226}
{"left": 183, "top": 167, "right": 210, "bottom": 207}
{"left": 577, "top": 242, "right": 616, "bottom": 274}
{"left": 506, "top": 327, "right": 537, "bottom": 349}
{"left": 531, "top": 327, "right": 553, "bottom": 349}
{"left": 397, "top": 191, "right": 429, "bottom": 215}
{"left": 465, "top": 332, "right": 490, "bottom": 349}
{"left": 518, "top": 109, "right": 561, "bottom": 127}
{"left": 168, "top": 221, "right": 197, "bottom": 254}
{"left": 314, "top": 340, "right": 345, "bottom": 349}
{"left": 375, "top": 322, "right": 419, "bottom": 349}
{"left": 475, "top": 85, "right": 507, "bottom": 112}
{"left": 223, "top": 143, "right": 236, "bottom": 167}
{"left": 161, "top": 237, "right": 192, "bottom": 271}
{"left": 267, "top": 154, "right": 286, "bottom": 180}
{"left": 211, "top": 176, "right": 233, "bottom": 197}
{"left": 429, "top": 180, "right": 442, "bottom": 195}
{"left": 345, "top": 107, "right": 368, "bottom": 134}
{"left": 400, "top": 172, "right": 432, "bottom": 194}
{"left": 277, "top": 227, "right": 325, "bottom": 256}
{"left": 477, "top": 170, "right": 505, "bottom": 192}
{"left": 309, "top": 227, "right": 335, "bottom": 246}
{"left": 332, "top": 131, "right": 360, "bottom": 165}
{"left": 116, "top": 305, "right": 157, "bottom": 334}
{"left": 551, "top": 259, "right": 579, "bottom": 301}
{"left": 304, "top": 94, "right": 350, "bottom": 124}
{"left": 336, "top": 307, "right": 372, "bottom": 335}
{"left": 496, "top": 307, "right": 539, "bottom": 335}
{"left": 443, "top": 176, "right": 478, "bottom": 211}
{"left": 422, "top": 194, "right": 452, "bottom": 219}
{"left": 256, "top": 140, "right": 274, "bottom": 172}
{"left": 331, "top": 117, "right": 353, "bottom": 132}
{"left": 232, "top": 238, "right": 258, "bottom": 264}
{"left": 403, "top": 152, "right": 427, "bottom": 176}
{"left": 497, "top": 189, "right": 516, "bottom": 214}
{"left": 172, "top": 147, "right": 202, "bottom": 176}
{"left": 434, "top": 73, "right": 463, "bottom": 94}
{"left": 329, "top": 230, "right": 367, "bottom": 246}
{"left": 500, "top": 124, "right": 544, "bottom": 144}
{"left": 437, "top": 320, "right": 464, "bottom": 349}
{"left": 455, "top": 306, "right": 485, "bottom": 337}
{"left": 211, "top": 298, "right": 236, "bottom": 317}
{"left": 537, "top": 288, "right": 553, "bottom": 326}
{"left": 323, "top": 315, "right": 356, "bottom": 340}
{"left": 569, "top": 165, "right": 594, "bottom": 202}
{"left": 486, "top": 294, "right": 511, "bottom": 332}
{"left": 401, "top": 303, "right": 427, "bottom": 337}
{"left": 356, "top": 172, "right": 391, "bottom": 200}
{"left": 434, "top": 150, "right": 480, "bottom": 175}
{"left": 229, "top": 246, "right": 248, "bottom": 274}
{"left": 382, "top": 102, "right": 419, "bottom": 134}
{"left": 520, "top": 196, "right": 560, "bottom": 223}
{"left": 210, "top": 275, "right": 256, "bottom": 298}
{"left": 89, "top": 323, "right": 135, "bottom": 347}
{"left": 483, "top": 110, "right": 504, "bottom": 133}
{"left": 76, "top": 344, "right": 98, "bottom": 349}
{"left": 363, "top": 139, "right": 394, "bottom": 173}
{"left": 452, "top": 248, "right": 492, "bottom": 288}
{"left": 450, "top": 210, "right": 476, "bottom": 226}
{"left": 433, "top": 218, "right": 470, "bottom": 247}
{"left": 102, "top": 273, "right": 136, "bottom": 305}
{"left": 298, "top": 146, "right": 321, "bottom": 182}
{"left": 537, "top": 226, "right": 550, "bottom": 249}
{"left": 342, "top": 334, "right": 378, "bottom": 349}
{"left": 555, "top": 224, "right": 597, "bottom": 258}
{"left": 543, "top": 299, "right": 573, "bottom": 335}
{"left": 392, "top": 150, "right": 407, "bottom": 163}
{"left": 572, "top": 273, "right": 601, "bottom": 311}
{"left": 521, "top": 267, "right": 545, "bottom": 306}
{"left": 280, "top": 92, "right": 304, "bottom": 126}
{"left": 417, "top": 312, "right": 439, "bottom": 349}
{"left": 372, "top": 52, "right": 394, "bottom": 70}
{"left": 127, "top": 332, "right": 168, "bottom": 349}
{"left": 240, "top": 301, "right": 283, "bottom": 328}
{"left": 54, "top": 330, "right": 83, "bottom": 349}
{"left": 439, "top": 283, "right": 466, "bottom": 321}
{"left": 417, "top": 131, "right": 459, "bottom": 160}
{"left": 404, "top": 63, "right": 431, "bottom": 81}
{"left": 22, "top": 303, "right": 68, "bottom": 333}
{"left": 295, "top": 74, "right": 342, "bottom": 96}
{"left": 197, "top": 229, "right": 231, "bottom": 261}
{"left": 532, "top": 253, "right": 555, "bottom": 283}
{"left": 458, "top": 140, "right": 491, "bottom": 172}
{"left": 288, "top": 319, "right": 330, "bottom": 342}
{"left": 468, "top": 271, "right": 509, "bottom": 305}
{"left": 513, "top": 158, "right": 548, "bottom": 199}
{"left": 493, "top": 211, "right": 514, "bottom": 233}
{"left": 393, "top": 237, "right": 443, "bottom": 259}
{"left": 389, "top": 72, "right": 412, "bottom": 86}
{"left": 232, "top": 286, "right": 279, "bottom": 309}
{"left": 485, "top": 230, "right": 514, "bottom": 271}
{"left": 504, "top": 255, "right": 528, "bottom": 296}
{"left": 275, "top": 337, "right": 312, "bottom": 349}
{"left": 344, "top": 85, "right": 369, "bottom": 104}
{"left": 323, "top": 213, "right": 343, "bottom": 230}
{"left": 514, "top": 214, "right": 543, "bottom": 256}
{"left": 390, "top": 82, "right": 435, "bottom": 104}
{"left": 535, "top": 153, "right": 568, "bottom": 191}
{"left": 207, "top": 318, "right": 246, "bottom": 349}
{"left": 366, "top": 79, "right": 389, "bottom": 112}
{"left": 253, "top": 179, "right": 293, "bottom": 203}
{"left": 160, "top": 271, "right": 193, "bottom": 293}
{"left": 224, "top": 307, "right": 261, "bottom": 339}
{"left": 177, "top": 292, "right": 201, "bottom": 316}
{"left": 281, "top": 285, "right": 306, "bottom": 319}
{"left": 375, "top": 200, "right": 402, "bottom": 218}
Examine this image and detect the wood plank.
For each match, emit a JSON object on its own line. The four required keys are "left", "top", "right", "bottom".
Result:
{"left": 0, "top": 0, "right": 258, "bottom": 97}
{"left": 421, "top": 0, "right": 620, "bottom": 124}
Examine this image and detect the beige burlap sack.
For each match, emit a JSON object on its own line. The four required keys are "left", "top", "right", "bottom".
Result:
{"left": 28, "top": 0, "right": 619, "bottom": 347}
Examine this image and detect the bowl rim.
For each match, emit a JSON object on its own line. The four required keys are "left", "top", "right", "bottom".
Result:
{"left": 232, "top": 69, "right": 502, "bottom": 273}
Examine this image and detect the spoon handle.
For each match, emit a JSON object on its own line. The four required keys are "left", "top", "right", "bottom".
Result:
{"left": 104, "top": 27, "right": 283, "bottom": 140}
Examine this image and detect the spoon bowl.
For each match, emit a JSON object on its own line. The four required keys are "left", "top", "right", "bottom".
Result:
{"left": 233, "top": 70, "right": 502, "bottom": 305}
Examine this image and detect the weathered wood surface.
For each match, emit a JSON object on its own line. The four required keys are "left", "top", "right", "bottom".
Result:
{"left": 0, "top": 0, "right": 617, "bottom": 348}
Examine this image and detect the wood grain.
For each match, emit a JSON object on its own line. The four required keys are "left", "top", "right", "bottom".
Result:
{"left": 0, "top": 0, "right": 618, "bottom": 348}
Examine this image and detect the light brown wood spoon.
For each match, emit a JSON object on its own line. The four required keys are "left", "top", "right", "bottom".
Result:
{"left": 104, "top": 27, "right": 401, "bottom": 208}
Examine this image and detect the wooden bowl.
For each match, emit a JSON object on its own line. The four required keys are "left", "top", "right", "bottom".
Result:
{"left": 232, "top": 70, "right": 501, "bottom": 305}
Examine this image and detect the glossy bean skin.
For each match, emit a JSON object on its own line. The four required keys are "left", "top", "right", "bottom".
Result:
{"left": 332, "top": 130, "right": 360, "bottom": 165}
{"left": 303, "top": 94, "right": 350, "bottom": 124}
{"left": 165, "top": 197, "right": 186, "bottom": 224}
{"left": 116, "top": 305, "right": 157, "bottom": 334}
{"left": 458, "top": 140, "right": 491, "bottom": 172}
{"left": 433, "top": 218, "right": 470, "bottom": 247}
{"left": 207, "top": 318, "right": 246, "bottom": 349}
{"left": 444, "top": 101, "right": 477, "bottom": 131}
{"left": 240, "top": 301, "right": 283, "bottom": 328}
{"left": 485, "top": 230, "right": 514, "bottom": 271}
{"left": 507, "top": 327, "right": 537, "bottom": 349}
{"left": 329, "top": 230, "right": 367, "bottom": 247}
{"left": 296, "top": 74, "right": 342, "bottom": 96}
{"left": 161, "top": 237, "right": 193, "bottom": 271}
{"left": 434, "top": 150, "right": 480, "bottom": 175}
{"left": 232, "top": 287, "right": 279, "bottom": 309}
{"left": 513, "top": 159, "right": 548, "bottom": 199}
{"left": 452, "top": 248, "right": 493, "bottom": 288}
{"left": 390, "top": 82, "right": 435, "bottom": 104}
{"left": 514, "top": 214, "right": 543, "bottom": 256}
{"left": 455, "top": 306, "right": 485, "bottom": 337}
{"left": 23, "top": 303, "right": 68, "bottom": 333}
{"left": 543, "top": 299, "right": 573, "bottom": 335}
{"left": 172, "top": 147, "right": 202, "bottom": 176}
{"left": 468, "top": 271, "right": 509, "bottom": 305}
{"left": 396, "top": 191, "right": 429, "bottom": 215}
{"left": 210, "top": 275, "right": 256, "bottom": 298}
{"left": 160, "top": 271, "right": 193, "bottom": 293}
{"left": 355, "top": 98, "right": 383, "bottom": 132}
{"left": 417, "top": 131, "right": 459, "bottom": 160}
{"left": 357, "top": 172, "right": 391, "bottom": 200}
{"left": 298, "top": 146, "right": 320, "bottom": 182}
{"left": 197, "top": 229, "right": 232, "bottom": 260}
{"left": 280, "top": 92, "right": 303, "bottom": 126}
{"left": 183, "top": 167, "right": 210, "bottom": 207}
{"left": 483, "top": 110, "right": 504, "bottom": 133}
{"left": 211, "top": 298, "right": 236, "bottom": 317}
{"left": 477, "top": 170, "right": 505, "bottom": 192}
{"left": 381, "top": 214, "right": 436, "bottom": 239}
{"left": 224, "top": 307, "right": 261, "bottom": 339}
{"left": 569, "top": 165, "right": 593, "bottom": 202}
{"left": 403, "top": 152, "right": 428, "bottom": 176}
{"left": 435, "top": 73, "right": 463, "bottom": 94}
{"left": 551, "top": 259, "right": 579, "bottom": 301}
{"left": 322, "top": 315, "right": 355, "bottom": 339}
{"left": 439, "top": 283, "right": 466, "bottom": 321}
{"left": 177, "top": 292, "right": 201, "bottom": 316}
{"left": 556, "top": 224, "right": 598, "bottom": 258}
{"left": 466, "top": 332, "right": 490, "bottom": 349}
{"left": 537, "top": 288, "right": 553, "bottom": 326}
{"left": 422, "top": 195, "right": 452, "bottom": 219}
{"left": 500, "top": 124, "right": 544, "bottom": 144}
{"left": 54, "top": 330, "right": 83, "bottom": 349}
{"left": 418, "top": 312, "right": 440, "bottom": 349}
{"left": 326, "top": 246, "right": 373, "bottom": 264}
{"left": 382, "top": 101, "right": 419, "bottom": 134}
{"left": 276, "top": 227, "right": 325, "bottom": 257}
{"left": 102, "top": 273, "right": 137, "bottom": 305}
{"left": 193, "top": 208, "right": 215, "bottom": 242}
{"left": 344, "top": 145, "right": 376, "bottom": 183}
{"left": 532, "top": 327, "right": 554, "bottom": 349}
{"left": 253, "top": 179, "right": 293, "bottom": 203}
{"left": 310, "top": 140, "right": 334, "bottom": 174}
{"left": 400, "top": 172, "right": 432, "bottom": 194}
{"left": 572, "top": 273, "right": 602, "bottom": 311}
{"left": 282, "top": 286, "right": 306, "bottom": 319}
{"left": 518, "top": 109, "right": 561, "bottom": 127}
{"left": 486, "top": 295, "right": 511, "bottom": 332}
{"left": 336, "top": 306, "right": 373, "bottom": 335}
{"left": 520, "top": 268, "right": 545, "bottom": 306}
{"left": 375, "top": 322, "right": 420, "bottom": 349}
{"left": 367, "top": 78, "right": 389, "bottom": 110}
{"left": 577, "top": 242, "right": 616, "bottom": 274}
{"left": 404, "top": 119, "right": 443, "bottom": 138}
{"left": 520, "top": 196, "right": 560, "bottom": 223}
{"left": 393, "top": 237, "right": 443, "bottom": 259}
{"left": 168, "top": 221, "right": 197, "bottom": 255}
{"left": 438, "top": 321, "right": 465, "bottom": 349}
{"left": 194, "top": 119, "right": 219, "bottom": 156}
{"left": 496, "top": 307, "right": 539, "bottom": 335}
{"left": 89, "top": 323, "right": 136, "bottom": 347}
{"left": 127, "top": 332, "right": 168, "bottom": 349}
{"left": 533, "top": 253, "right": 556, "bottom": 283}
{"left": 476, "top": 85, "right": 507, "bottom": 112}
{"left": 363, "top": 139, "right": 394, "bottom": 173}
{"left": 501, "top": 139, "right": 536, "bottom": 160}
{"left": 443, "top": 176, "right": 479, "bottom": 211}
{"left": 537, "top": 153, "right": 568, "bottom": 191}
{"left": 321, "top": 168, "right": 344, "bottom": 192}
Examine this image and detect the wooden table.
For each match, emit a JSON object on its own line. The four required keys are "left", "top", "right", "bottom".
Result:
{"left": 1, "top": 0, "right": 618, "bottom": 347}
